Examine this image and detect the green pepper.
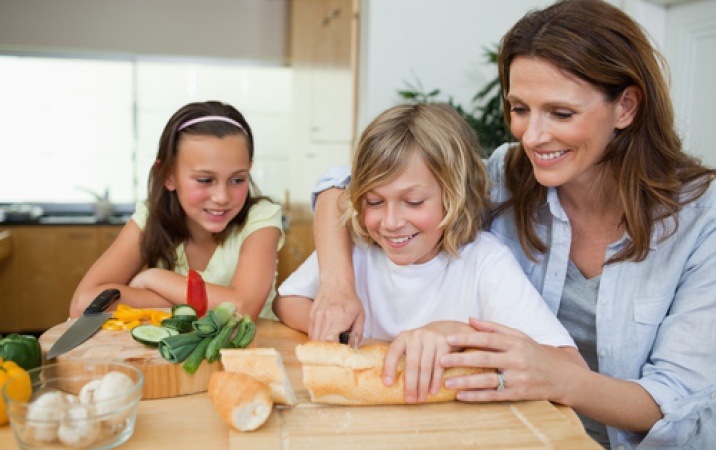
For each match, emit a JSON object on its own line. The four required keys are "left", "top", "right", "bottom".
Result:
{"left": 0, "top": 334, "right": 42, "bottom": 371}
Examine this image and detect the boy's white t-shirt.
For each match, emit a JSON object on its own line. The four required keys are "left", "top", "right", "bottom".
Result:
{"left": 278, "top": 231, "right": 575, "bottom": 347}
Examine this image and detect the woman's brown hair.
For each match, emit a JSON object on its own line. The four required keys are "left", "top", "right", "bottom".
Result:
{"left": 495, "top": 0, "right": 715, "bottom": 263}
{"left": 142, "top": 101, "right": 272, "bottom": 270}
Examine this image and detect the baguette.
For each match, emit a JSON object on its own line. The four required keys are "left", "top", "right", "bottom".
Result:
{"left": 220, "top": 347, "right": 297, "bottom": 405}
{"left": 208, "top": 371, "right": 273, "bottom": 432}
{"left": 295, "top": 341, "right": 494, "bottom": 405}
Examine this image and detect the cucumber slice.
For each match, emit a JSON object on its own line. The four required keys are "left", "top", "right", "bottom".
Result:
{"left": 131, "top": 324, "right": 179, "bottom": 347}
{"left": 161, "top": 316, "right": 195, "bottom": 333}
{"left": 171, "top": 304, "right": 198, "bottom": 320}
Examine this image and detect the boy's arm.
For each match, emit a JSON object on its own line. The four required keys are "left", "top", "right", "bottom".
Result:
{"left": 273, "top": 295, "right": 313, "bottom": 334}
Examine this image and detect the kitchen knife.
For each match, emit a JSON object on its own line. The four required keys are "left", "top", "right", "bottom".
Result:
{"left": 339, "top": 331, "right": 359, "bottom": 350}
{"left": 46, "top": 288, "right": 121, "bottom": 360}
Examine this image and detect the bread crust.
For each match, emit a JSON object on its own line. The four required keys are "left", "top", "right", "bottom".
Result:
{"left": 208, "top": 371, "right": 273, "bottom": 432}
{"left": 295, "top": 341, "right": 494, "bottom": 405}
{"left": 220, "top": 348, "right": 297, "bottom": 405}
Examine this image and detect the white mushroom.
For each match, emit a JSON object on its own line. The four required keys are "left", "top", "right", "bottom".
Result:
{"left": 23, "top": 391, "right": 70, "bottom": 443}
{"left": 79, "top": 379, "right": 102, "bottom": 405}
{"left": 58, "top": 404, "right": 101, "bottom": 447}
{"left": 94, "top": 371, "right": 136, "bottom": 429}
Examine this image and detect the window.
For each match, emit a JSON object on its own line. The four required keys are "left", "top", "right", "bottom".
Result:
{"left": 0, "top": 54, "right": 293, "bottom": 205}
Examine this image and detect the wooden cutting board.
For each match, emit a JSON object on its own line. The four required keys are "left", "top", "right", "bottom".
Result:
{"left": 39, "top": 319, "right": 222, "bottom": 399}
{"left": 230, "top": 401, "right": 603, "bottom": 449}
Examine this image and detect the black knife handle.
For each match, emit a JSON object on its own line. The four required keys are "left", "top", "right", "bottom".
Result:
{"left": 84, "top": 288, "right": 121, "bottom": 315}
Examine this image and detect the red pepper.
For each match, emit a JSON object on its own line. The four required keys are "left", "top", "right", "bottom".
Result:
{"left": 186, "top": 269, "right": 208, "bottom": 317}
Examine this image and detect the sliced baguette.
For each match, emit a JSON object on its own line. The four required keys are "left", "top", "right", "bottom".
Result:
{"left": 220, "top": 347, "right": 297, "bottom": 405}
{"left": 295, "top": 341, "right": 494, "bottom": 405}
{"left": 208, "top": 371, "right": 273, "bottom": 432}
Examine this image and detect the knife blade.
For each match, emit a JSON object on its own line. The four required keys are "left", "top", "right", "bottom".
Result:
{"left": 46, "top": 288, "right": 121, "bottom": 360}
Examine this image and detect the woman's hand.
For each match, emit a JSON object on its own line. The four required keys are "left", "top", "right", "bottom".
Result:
{"left": 440, "top": 318, "right": 583, "bottom": 404}
{"left": 308, "top": 280, "right": 365, "bottom": 342}
{"left": 442, "top": 318, "right": 663, "bottom": 433}
{"left": 309, "top": 187, "right": 366, "bottom": 341}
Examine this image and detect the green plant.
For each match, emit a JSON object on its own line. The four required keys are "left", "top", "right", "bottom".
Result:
{"left": 397, "top": 45, "right": 512, "bottom": 156}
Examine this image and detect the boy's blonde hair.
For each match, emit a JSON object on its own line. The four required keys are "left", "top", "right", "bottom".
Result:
{"left": 344, "top": 103, "right": 490, "bottom": 257}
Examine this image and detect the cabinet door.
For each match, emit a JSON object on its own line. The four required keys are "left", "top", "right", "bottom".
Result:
{"left": 292, "top": 0, "right": 357, "bottom": 143}
{"left": 277, "top": 206, "right": 316, "bottom": 286}
{"left": 97, "top": 225, "right": 121, "bottom": 253}
{"left": 0, "top": 227, "right": 20, "bottom": 333}
{"left": 19, "top": 226, "right": 100, "bottom": 331}
{"left": 664, "top": 0, "right": 716, "bottom": 167}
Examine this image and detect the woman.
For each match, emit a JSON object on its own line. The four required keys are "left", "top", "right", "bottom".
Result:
{"left": 307, "top": 0, "right": 716, "bottom": 447}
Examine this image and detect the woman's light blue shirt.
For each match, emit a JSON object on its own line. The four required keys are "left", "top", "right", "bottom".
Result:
{"left": 312, "top": 143, "right": 716, "bottom": 449}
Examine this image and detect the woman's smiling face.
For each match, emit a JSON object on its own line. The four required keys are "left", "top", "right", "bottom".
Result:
{"left": 507, "top": 56, "right": 637, "bottom": 190}
{"left": 362, "top": 154, "right": 445, "bottom": 266}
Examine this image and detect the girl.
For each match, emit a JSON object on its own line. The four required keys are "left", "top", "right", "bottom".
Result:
{"left": 273, "top": 103, "right": 584, "bottom": 404}
{"left": 70, "top": 101, "right": 283, "bottom": 320}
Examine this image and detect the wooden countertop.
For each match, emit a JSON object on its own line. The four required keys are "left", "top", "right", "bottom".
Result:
{"left": 1, "top": 320, "right": 601, "bottom": 449}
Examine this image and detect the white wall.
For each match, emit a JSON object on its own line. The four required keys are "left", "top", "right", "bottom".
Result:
{"left": 355, "top": 0, "right": 676, "bottom": 135}
{"left": 357, "top": 0, "right": 552, "bottom": 133}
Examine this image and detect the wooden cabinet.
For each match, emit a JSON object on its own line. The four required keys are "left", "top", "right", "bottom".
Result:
{"left": 291, "top": 0, "right": 358, "bottom": 143}
{"left": 0, "top": 225, "right": 121, "bottom": 334}
{"left": 277, "top": 205, "right": 315, "bottom": 287}
{"left": 288, "top": 0, "right": 359, "bottom": 203}
{"left": 0, "top": 227, "right": 20, "bottom": 333}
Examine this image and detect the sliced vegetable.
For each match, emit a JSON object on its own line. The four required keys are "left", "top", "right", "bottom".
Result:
{"left": 186, "top": 269, "right": 208, "bottom": 318}
{"left": 103, "top": 318, "right": 142, "bottom": 331}
{"left": 171, "top": 304, "right": 198, "bottom": 320}
{"left": 205, "top": 317, "right": 239, "bottom": 363}
{"left": 150, "top": 310, "right": 172, "bottom": 326}
{"left": 105, "top": 305, "right": 171, "bottom": 329}
{"left": 157, "top": 303, "right": 252, "bottom": 373}
{"left": 113, "top": 304, "right": 147, "bottom": 321}
{"left": 130, "top": 324, "right": 178, "bottom": 347}
{"left": 161, "top": 317, "right": 194, "bottom": 333}
{"left": 182, "top": 337, "right": 212, "bottom": 375}
{"left": 158, "top": 333, "right": 204, "bottom": 363}
{"left": 193, "top": 302, "right": 236, "bottom": 337}
{"left": 231, "top": 316, "right": 256, "bottom": 348}
{"left": 0, "top": 334, "right": 42, "bottom": 371}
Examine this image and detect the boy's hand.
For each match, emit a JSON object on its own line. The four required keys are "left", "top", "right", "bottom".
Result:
{"left": 382, "top": 327, "right": 452, "bottom": 403}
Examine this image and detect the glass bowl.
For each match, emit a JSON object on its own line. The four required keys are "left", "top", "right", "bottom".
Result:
{"left": 2, "top": 361, "right": 143, "bottom": 450}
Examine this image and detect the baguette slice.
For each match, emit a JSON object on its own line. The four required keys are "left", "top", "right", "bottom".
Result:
{"left": 208, "top": 371, "right": 273, "bottom": 432}
{"left": 220, "top": 347, "right": 297, "bottom": 405}
{"left": 295, "top": 341, "right": 494, "bottom": 405}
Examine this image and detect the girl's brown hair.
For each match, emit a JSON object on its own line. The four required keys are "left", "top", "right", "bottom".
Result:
{"left": 345, "top": 103, "right": 489, "bottom": 257}
{"left": 496, "top": 0, "right": 716, "bottom": 263}
{"left": 142, "top": 101, "right": 272, "bottom": 270}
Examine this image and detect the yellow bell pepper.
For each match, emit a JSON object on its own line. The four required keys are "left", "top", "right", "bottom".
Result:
{"left": 102, "top": 319, "right": 141, "bottom": 331}
{"left": 101, "top": 305, "right": 171, "bottom": 331}
{"left": 150, "top": 310, "right": 171, "bottom": 326}
{"left": 0, "top": 357, "right": 32, "bottom": 425}
{"left": 113, "top": 304, "right": 147, "bottom": 321}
